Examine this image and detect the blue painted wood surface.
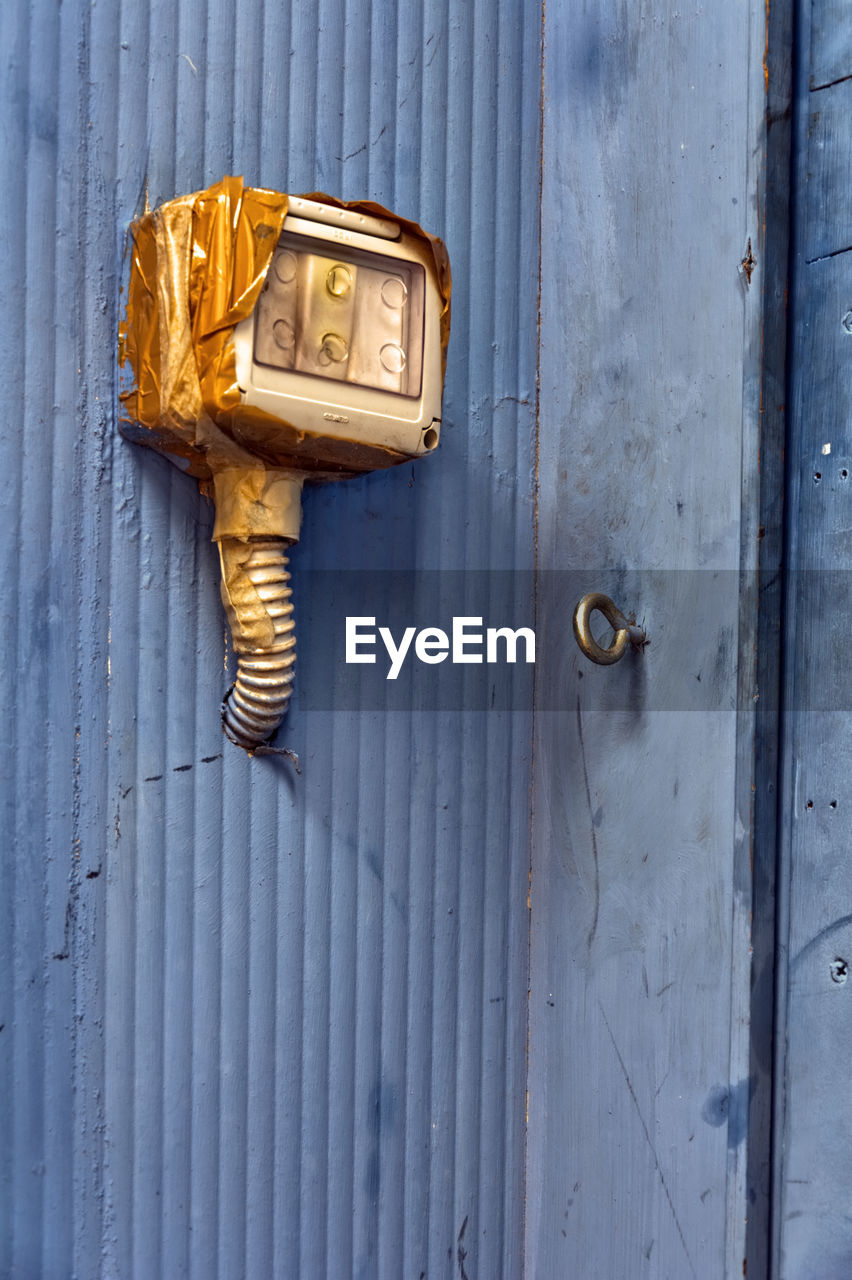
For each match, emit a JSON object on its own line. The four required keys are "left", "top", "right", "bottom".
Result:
{"left": 810, "top": 0, "right": 852, "bottom": 90}
{"left": 4, "top": 0, "right": 821, "bottom": 1274}
{"left": 746, "top": 1, "right": 795, "bottom": 1274}
{"left": 0, "top": 1, "right": 538, "bottom": 1276}
{"left": 776, "top": 1, "right": 852, "bottom": 1273}
{"left": 527, "top": 2, "right": 769, "bottom": 1276}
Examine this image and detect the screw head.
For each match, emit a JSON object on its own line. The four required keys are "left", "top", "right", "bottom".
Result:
{"left": 326, "top": 265, "right": 352, "bottom": 297}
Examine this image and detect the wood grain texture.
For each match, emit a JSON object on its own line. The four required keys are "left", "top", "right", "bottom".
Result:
{"left": 810, "top": 0, "right": 852, "bottom": 89}
{"left": 778, "top": 4, "right": 852, "bottom": 1260}
{"left": 528, "top": 1, "right": 767, "bottom": 1276}
{"left": 1, "top": 0, "right": 802, "bottom": 1273}
{"left": 804, "top": 77, "right": 852, "bottom": 262}
{"left": 746, "top": 0, "right": 795, "bottom": 1273}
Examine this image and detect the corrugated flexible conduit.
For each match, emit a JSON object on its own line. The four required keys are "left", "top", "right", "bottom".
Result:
{"left": 221, "top": 539, "right": 296, "bottom": 750}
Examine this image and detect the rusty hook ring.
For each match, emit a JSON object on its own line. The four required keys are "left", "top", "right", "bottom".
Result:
{"left": 573, "top": 592, "right": 646, "bottom": 666}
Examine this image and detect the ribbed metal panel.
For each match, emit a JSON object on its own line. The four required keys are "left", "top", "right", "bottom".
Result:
{"left": 0, "top": 0, "right": 540, "bottom": 1276}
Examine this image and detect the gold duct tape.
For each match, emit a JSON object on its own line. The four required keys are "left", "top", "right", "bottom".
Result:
{"left": 217, "top": 538, "right": 278, "bottom": 651}
{"left": 118, "top": 176, "right": 452, "bottom": 485}
{"left": 212, "top": 469, "right": 303, "bottom": 543}
{"left": 118, "top": 177, "right": 289, "bottom": 478}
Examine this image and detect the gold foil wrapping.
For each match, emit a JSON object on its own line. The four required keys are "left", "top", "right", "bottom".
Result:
{"left": 118, "top": 175, "right": 452, "bottom": 489}
{"left": 217, "top": 538, "right": 279, "bottom": 651}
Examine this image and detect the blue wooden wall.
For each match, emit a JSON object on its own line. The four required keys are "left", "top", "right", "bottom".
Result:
{"left": 0, "top": 1, "right": 539, "bottom": 1276}
{"left": 776, "top": 0, "right": 852, "bottom": 1273}
{"left": 12, "top": 0, "right": 844, "bottom": 1275}
{"left": 527, "top": 1, "right": 770, "bottom": 1276}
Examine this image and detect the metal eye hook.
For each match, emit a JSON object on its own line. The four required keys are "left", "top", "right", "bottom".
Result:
{"left": 573, "top": 592, "right": 647, "bottom": 666}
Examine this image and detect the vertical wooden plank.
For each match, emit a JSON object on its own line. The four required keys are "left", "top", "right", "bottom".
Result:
{"left": 528, "top": 1, "right": 767, "bottom": 1276}
{"left": 0, "top": 0, "right": 25, "bottom": 1258}
{"left": 802, "top": 78, "right": 852, "bottom": 263}
{"left": 745, "top": 0, "right": 795, "bottom": 1274}
{"left": 777, "top": 0, "right": 852, "bottom": 1261}
{"left": 810, "top": 0, "right": 852, "bottom": 89}
{"left": 3, "top": 0, "right": 71, "bottom": 1273}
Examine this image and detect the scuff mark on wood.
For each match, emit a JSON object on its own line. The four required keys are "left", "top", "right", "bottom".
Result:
{"left": 600, "top": 1002, "right": 698, "bottom": 1280}
{"left": 457, "top": 1214, "right": 470, "bottom": 1280}
{"left": 576, "top": 696, "right": 601, "bottom": 951}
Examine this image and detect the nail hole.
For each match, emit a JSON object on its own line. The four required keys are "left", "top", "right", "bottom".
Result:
{"left": 842, "top": 470, "right": 849, "bottom": 480}
{"left": 830, "top": 800, "right": 838, "bottom": 809}
{"left": 814, "top": 472, "right": 822, "bottom": 482}
{"left": 806, "top": 799, "right": 814, "bottom": 809}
